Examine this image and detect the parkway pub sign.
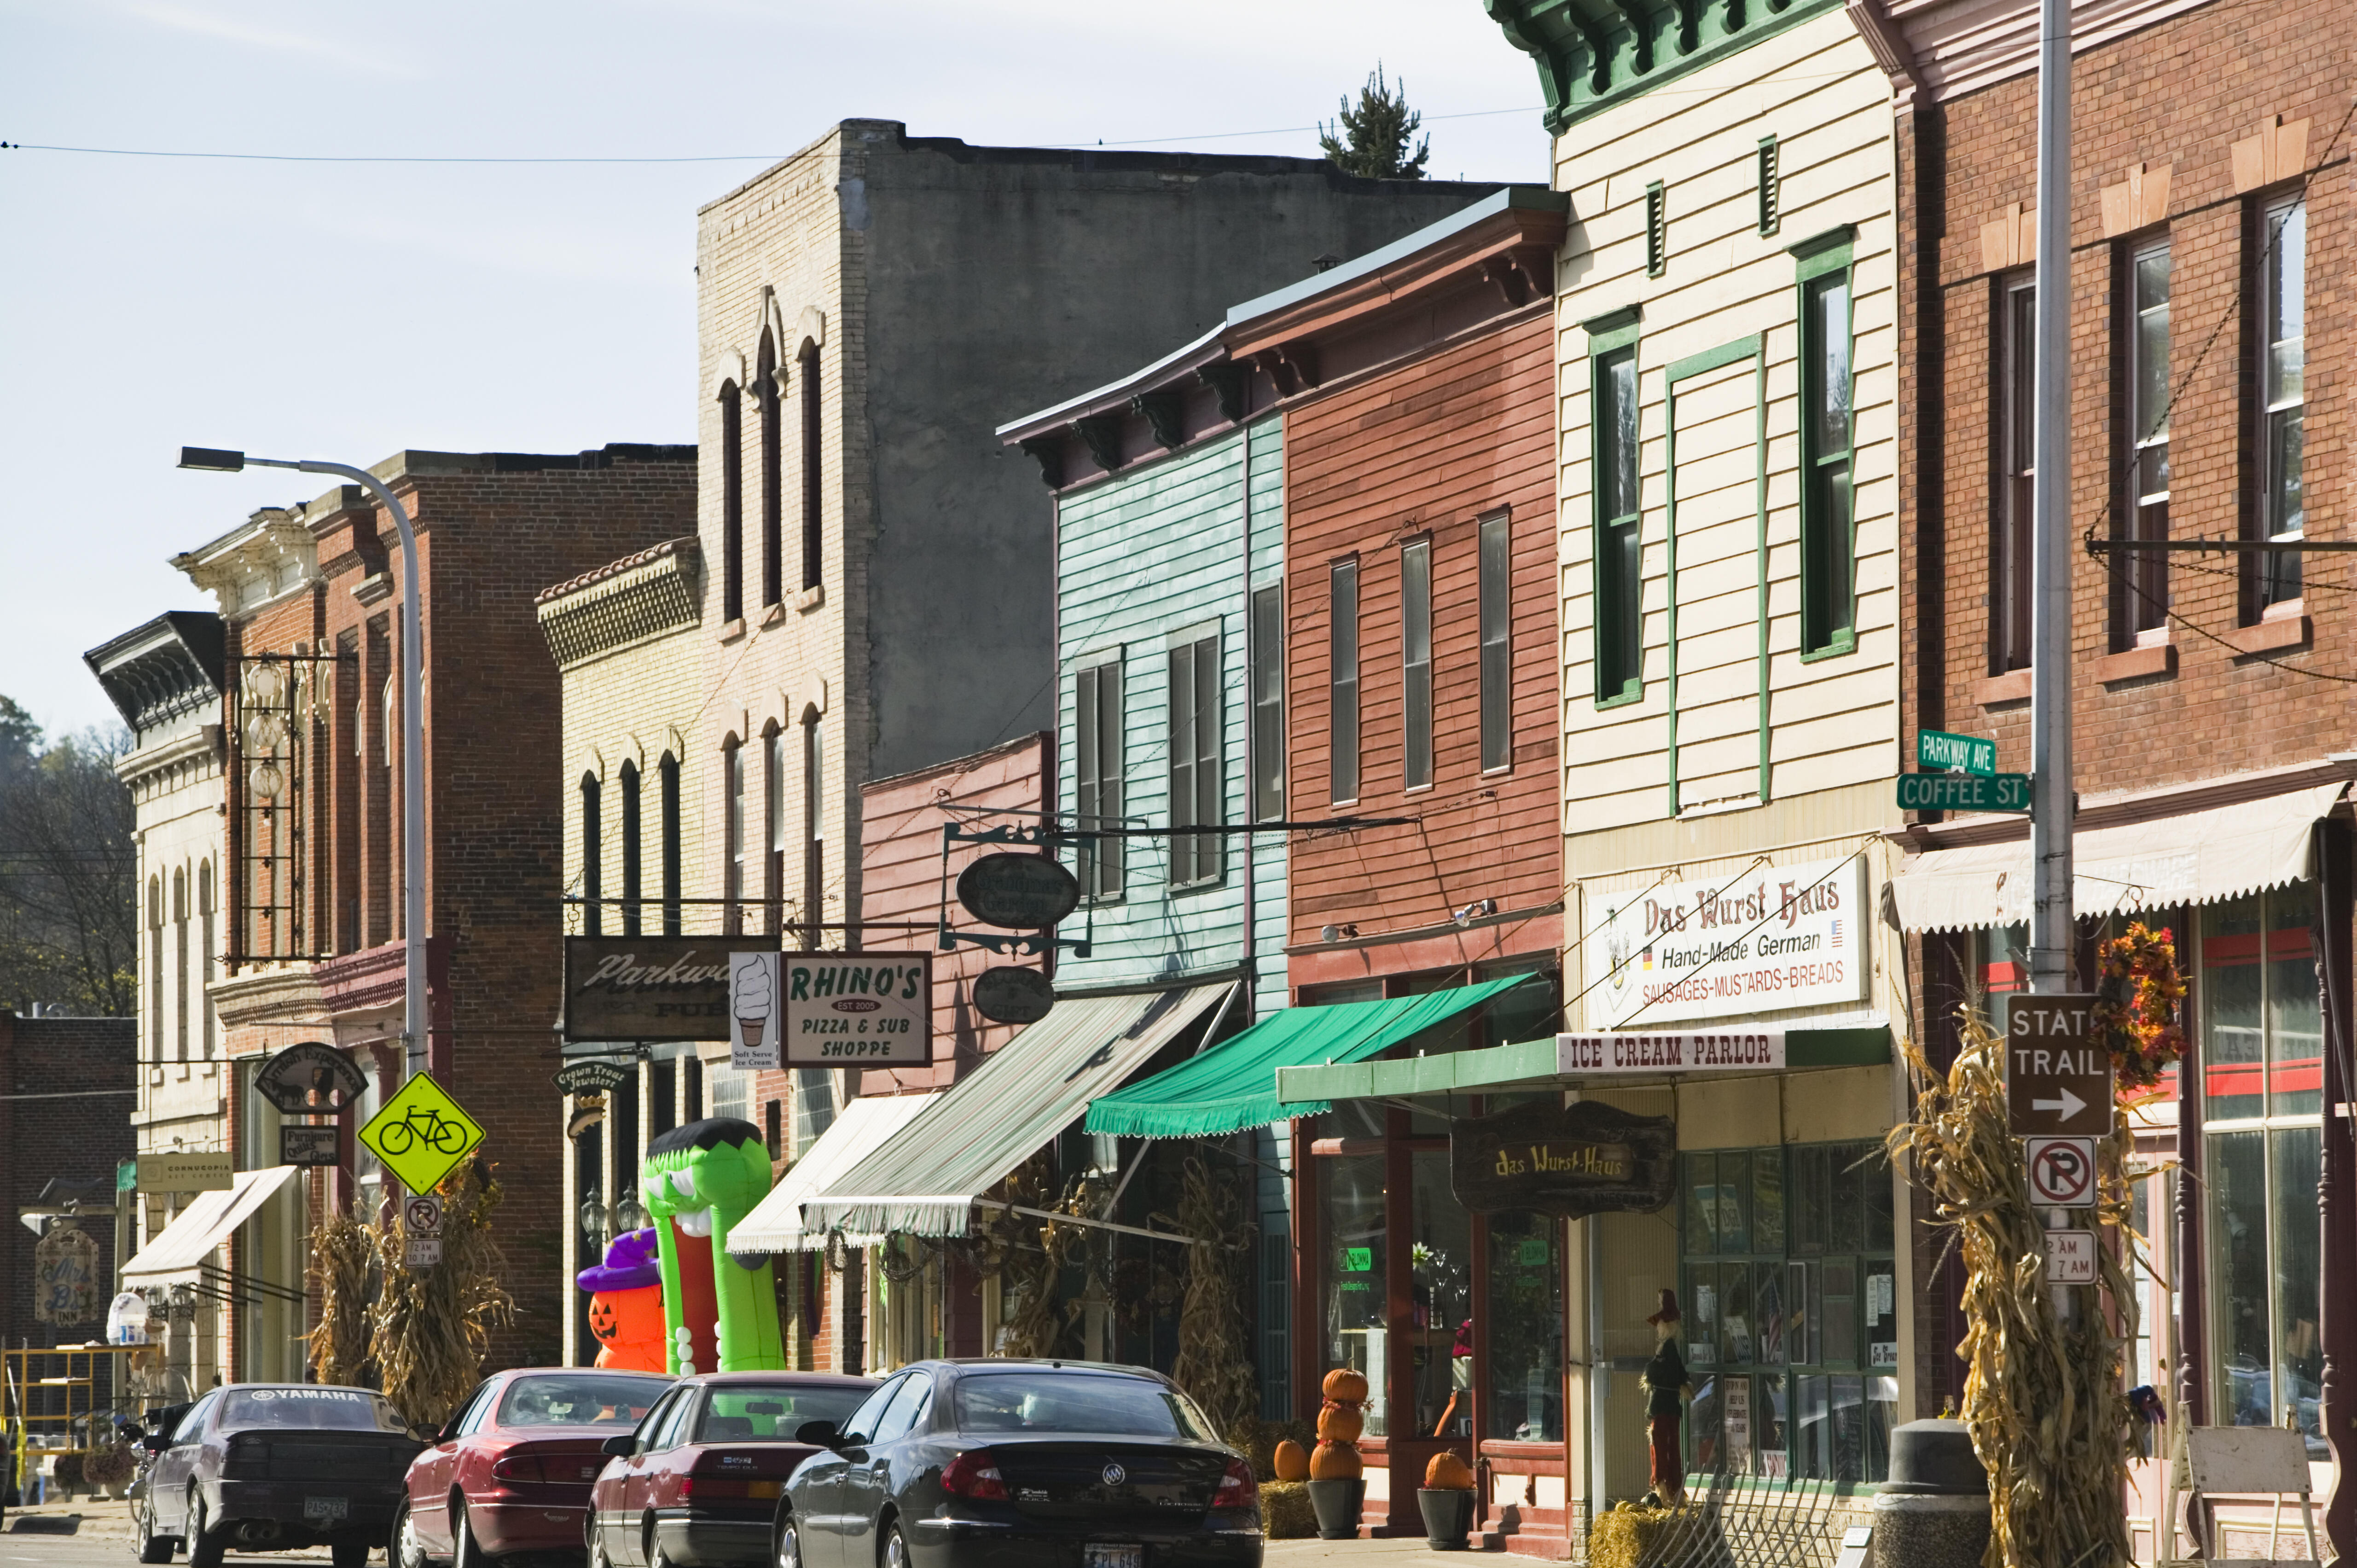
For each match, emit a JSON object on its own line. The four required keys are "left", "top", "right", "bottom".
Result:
{"left": 1450, "top": 1099, "right": 1677, "bottom": 1220}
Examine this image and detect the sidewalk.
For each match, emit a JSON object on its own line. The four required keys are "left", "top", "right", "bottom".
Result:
{"left": 1269, "top": 1536, "right": 1554, "bottom": 1566}
{"left": 3, "top": 1498, "right": 136, "bottom": 1540}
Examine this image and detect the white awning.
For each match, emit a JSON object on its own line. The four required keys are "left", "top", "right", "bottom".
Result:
{"left": 122, "top": 1165, "right": 301, "bottom": 1282}
{"left": 1890, "top": 781, "right": 2346, "bottom": 933}
{"left": 729, "top": 1091, "right": 940, "bottom": 1253}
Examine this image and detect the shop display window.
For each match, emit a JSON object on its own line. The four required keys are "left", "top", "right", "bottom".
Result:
{"left": 1680, "top": 1140, "right": 1896, "bottom": 1485}
{"left": 1485, "top": 1210, "right": 1565, "bottom": 1441}
{"left": 1320, "top": 1148, "right": 1391, "bottom": 1434}
{"left": 1410, "top": 1151, "right": 1474, "bottom": 1437}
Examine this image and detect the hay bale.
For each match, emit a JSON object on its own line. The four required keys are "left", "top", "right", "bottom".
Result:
{"left": 1260, "top": 1480, "right": 1316, "bottom": 1539}
{"left": 1588, "top": 1501, "right": 1678, "bottom": 1568}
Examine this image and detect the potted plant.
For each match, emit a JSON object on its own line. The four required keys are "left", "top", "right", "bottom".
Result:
{"left": 1305, "top": 1368, "right": 1368, "bottom": 1539}
{"left": 1419, "top": 1451, "right": 1477, "bottom": 1548}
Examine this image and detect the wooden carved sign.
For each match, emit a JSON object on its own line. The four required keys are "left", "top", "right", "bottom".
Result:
{"left": 1449, "top": 1099, "right": 1677, "bottom": 1219}
{"left": 35, "top": 1223, "right": 100, "bottom": 1325}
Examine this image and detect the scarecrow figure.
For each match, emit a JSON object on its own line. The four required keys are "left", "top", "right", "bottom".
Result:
{"left": 1641, "top": 1288, "right": 1691, "bottom": 1505}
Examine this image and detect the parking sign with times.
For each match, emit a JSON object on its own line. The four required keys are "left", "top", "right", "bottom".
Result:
{"left": 2046, "top": 1230, "right": 2097, "bottom": 1284}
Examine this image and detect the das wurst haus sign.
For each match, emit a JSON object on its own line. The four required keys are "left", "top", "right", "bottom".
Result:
{"left": 1582, "top": 855, "right": 1865, "bottom": 1029}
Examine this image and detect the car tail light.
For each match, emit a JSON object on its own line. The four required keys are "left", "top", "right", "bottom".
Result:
{"left": 940, "top": 1451, "right": 1008, "bottom": 1501}
{"left": 1213, "top": 1458, "right": 1258, "bottom": 1510}
{"left": 224, "top": 1437, "right": 268, "bottom": 1479}
{"left": 491, "top": 1454, "right": 546, "bottom": 1483}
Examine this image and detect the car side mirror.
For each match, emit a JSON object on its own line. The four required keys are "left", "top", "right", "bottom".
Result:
{"left": 794, "top": 1420, "right": 840, "bottom": 1447}
{"left": 140, "top": 1435, "right": 169, "bottom": 1454}
{"left": 601, "top": 1434, "right": 637, "bottom": 1458}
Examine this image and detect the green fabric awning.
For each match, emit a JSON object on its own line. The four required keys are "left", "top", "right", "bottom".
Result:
{"left": 1081, "top": 975, "right": 1538, "bottom": 1139}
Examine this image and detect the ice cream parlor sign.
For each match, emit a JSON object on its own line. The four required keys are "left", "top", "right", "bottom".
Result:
{"left": 727, "top": 951, "right": 932, "bottom": 1070}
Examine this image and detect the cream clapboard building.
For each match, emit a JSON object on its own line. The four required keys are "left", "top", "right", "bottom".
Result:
{"left": 1488, "top": 0, "right": 1913, "bottom": 1508}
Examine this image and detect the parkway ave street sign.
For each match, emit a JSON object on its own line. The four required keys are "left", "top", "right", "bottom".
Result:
{"left": 1917, "top": 729, "right": 1997, "bottom": 777}
{"left": 357, "top": 1072, "right": 485, "bottom": 1196}
{"left": 1896, "top": 771, "right": 2032, "bottom": 813}
{"left": 1997, "top": 993, "right": 2113, "bottom": 1137}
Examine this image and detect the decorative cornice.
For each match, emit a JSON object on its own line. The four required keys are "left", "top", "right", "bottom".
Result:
{"left": 83, "top": 611, "right": 225, "bottom": 736}
{"left": 537, "top": 536, "right": 702, "bottom": 669}
{"left": 208, "top": 964, "right": 327, "bottom": 1030}
{"left": 1484, "top": 0, "right": 1846, "bottom": 133}
{"left": 170, "top": 509, "right": 323, "bottom": 620}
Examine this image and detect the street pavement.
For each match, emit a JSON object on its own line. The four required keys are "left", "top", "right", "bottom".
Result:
{"left": 1, "top": 1500, "right": 348, "bottom": 1566}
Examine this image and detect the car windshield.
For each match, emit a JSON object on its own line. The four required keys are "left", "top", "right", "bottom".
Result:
{"left": 692, "top": 1383, "right": 873, "bottom": 1443}
{"left": 497, "top": 1373, "right": 669, "bottom": 1429}
{"left": 221, "top": 1389, "right": 405, "bottom": 1432}
{"left": 952, "top": 1374, "right": 1214, "bottom": 1440}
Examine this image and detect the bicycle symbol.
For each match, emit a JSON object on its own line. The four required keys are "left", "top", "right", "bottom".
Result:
{"left": 375, "top": 1104, "right": 471, "bottom": 1157}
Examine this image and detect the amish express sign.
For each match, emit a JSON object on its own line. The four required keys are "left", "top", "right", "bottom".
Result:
{"left": 1450, "top": 1099, "right": 1677, "bottom": 1219}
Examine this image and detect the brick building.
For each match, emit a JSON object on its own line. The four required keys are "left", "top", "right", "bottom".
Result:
{"left": 160, "top": 444, "right": 693, "bottom": 1377}
{"left": 1868, "top": 0, "right": 2356, "bottom": 1552}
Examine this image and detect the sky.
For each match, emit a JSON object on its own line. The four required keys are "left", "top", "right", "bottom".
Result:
{"left": 0, "top": 0, "right": 1548, "bottom": 739}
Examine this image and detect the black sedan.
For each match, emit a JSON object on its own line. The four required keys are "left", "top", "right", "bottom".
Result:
{"left": 132, "top": 1382, "right": 423, "bottom": 1567}
{"left": 771, "top": 1360, "right": 1261, "bottom": 1568}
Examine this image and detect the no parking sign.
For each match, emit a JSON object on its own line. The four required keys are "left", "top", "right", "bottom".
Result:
{"left": 2025, "top": 1136, "right": 2097, "bottom": 1207}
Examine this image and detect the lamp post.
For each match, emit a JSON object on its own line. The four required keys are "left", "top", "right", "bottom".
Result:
{"left": 180, "top": 447, "right": 429, "bottom": 1082}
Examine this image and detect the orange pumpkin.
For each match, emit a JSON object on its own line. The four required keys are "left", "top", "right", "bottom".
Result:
{"left": 1321, "top": 1367, "right": 1370, "bottom": 1405}
{"left": 1316, "top": 1403, "right": 1364, "bottom": 1444}
{"left": 1309, "top": 1441, "right": 1363, "bottom": 1479}
{"left": 1424, "top": 1452, "right": 1475, "bottom": 1491}
{"left": 585, "top": 1286, "right": 667, "bottom": 1374}
{"left": 1272, "top": 1441, "right": 1311, "bottom": 1482}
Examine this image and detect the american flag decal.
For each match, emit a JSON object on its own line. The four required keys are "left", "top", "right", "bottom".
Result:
{"left": 1831, "top": 919, "right": 1844, "bottom": 948}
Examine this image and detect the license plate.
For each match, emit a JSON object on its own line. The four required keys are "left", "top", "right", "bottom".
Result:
{"left": 303, "top": 1497, "right": 349, "bottom": 1522}
{"left": 1085, "top": 1547, "right": 1143, "bottom": 1568}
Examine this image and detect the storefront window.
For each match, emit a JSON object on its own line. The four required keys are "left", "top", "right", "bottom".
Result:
{"left": 2201, "top": 886, "right": 2325, "bottom": 1454}
{"left": 1321, "top": 1152, "right": 1389, "bottom": 1435}
{"left": 1681, "top": 1141, "right": 1895, "bottom": 1483}
{"left": 1409, "top": 1151, "right": 1472, "bottom": 1438}
{"left": 1485, "top": 1211, "right": 1563, "bottom": 1440}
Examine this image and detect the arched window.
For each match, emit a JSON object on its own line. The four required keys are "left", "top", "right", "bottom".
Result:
{"left": 147, "top": 876, "right": 164, "bottom": 1060}
{"left": 720, "top": 380, "right": 744, "bottom": 624}
{"left": 172, "top": 868, "right": 189, "bottom": 1062}
{"left": 619, "top": 761, "right": 642, "bottom": 937}
{"left": 763, "top": 722, "right": 784, "bottom": 937}
{"left": 197, "top": 861, "right": 215, "bottom": 1058}
{"left": 723, "top": 738, "right": 745, "bottom": 936}
{"left": 581, "top": 772, "right": 604, "bottom": 937}
{"left": 758, "top": 330, "right": 782, "bottom": 610}
{"left": 799, "top": 340, "right": 823, "bottom": 592}
{"left": 801, "top": 712, "right": 825, "bottom": 949}
{"left": 659, "top": 752, "right": 682, "bottom": 936}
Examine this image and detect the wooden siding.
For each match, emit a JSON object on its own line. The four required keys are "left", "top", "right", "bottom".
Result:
{"left": 1283, "top": 313, "right": 1563, "bottom": 964}
{"left": 1557, "top": 14, "right": 1901, "bottom": 838}
{"left": 1053, "top": 422, "right": 1288, "bottom": 1019}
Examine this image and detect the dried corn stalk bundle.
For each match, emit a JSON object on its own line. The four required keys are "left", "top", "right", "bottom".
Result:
{"left": 371, "top": 1163, "right": 514, "bottom": 1431}
{"left": 1164, "top": 1154, "right": 1258, "bottom": 1437}
{"left": 1888, "top": 1017, "right": 2137, "bottom": 1568}
{"left": 996, "top": 1154, "right": 1087, "bottom": 1358}
{"left": 305, "top": 1210, "right": 377, "bottom": 1388}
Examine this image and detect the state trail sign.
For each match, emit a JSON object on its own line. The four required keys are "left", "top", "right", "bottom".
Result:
{"left": 1997, "top": 993, "right": 2113, "bottom": 1137}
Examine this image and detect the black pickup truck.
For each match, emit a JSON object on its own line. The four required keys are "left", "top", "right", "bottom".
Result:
{"left": 129, "top": 1384, "right": 423, "bottom": 1567}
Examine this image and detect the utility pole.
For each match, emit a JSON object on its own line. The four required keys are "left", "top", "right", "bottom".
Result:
{"left": 2029, "top": 0, "right": 2073, "bottom": 998}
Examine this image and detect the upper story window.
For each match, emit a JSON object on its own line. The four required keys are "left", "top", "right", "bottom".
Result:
{"left": 1167, "top": 631, "right": 1223, "bottom": 887}
{"left": 802, "top": 713, "right": 825, "bottom": 949}
{"left": 1400, "top": 540, "right": 1433, "bottom": 791}
{"left": 720, "top": 380, "right": 744, "bottom": 625}
{"left": 758, "top": 330, "right": 782, "bottom": 610}
{"left": 723, "top": 739, "right": 745, "bottom": 935}
{"left": 2257, "top": 197, "right": 2306, "bottom": 610}
{"left": 619, "top": 761, "right": 642, "bottom": 937}
{"left": 1250, "top": 584, "right": 1285, "bottom": 822}
{"left": 659, "top": 752, "right": 682, "bottom": 937}
{"left": 1328, "top": 560, "right": 1360, "bottom": 804}
{"left": 1074, "top": 659, "right": 1125, "bottom": 900}
{"left": 766, "top": 727, "right": 787, "bottom": 937}
{"left": 1800, "top": 256, "right": 1855, "bottom": 657}
{"left": 1478, "top": 513, "right": 1512, "bottom": 772}
{"left": 1593, "top": 345, "right": 1643, "bottom": 702}
{"left": 801, "top": 341, "right": 824, "bottom": 593}
{"left": 581, "top": 772, "right": 603, "bottom": 937}
{"left": 1995, "top": 274, "right": 2037, "bottom": 673}
{"left": 2121, "top": 239, "right": 2172, "bottom": 641}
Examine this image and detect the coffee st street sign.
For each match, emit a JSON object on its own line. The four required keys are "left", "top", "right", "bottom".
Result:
{"left": 1896, "top": 772, "right": 2032, "bottom": 813}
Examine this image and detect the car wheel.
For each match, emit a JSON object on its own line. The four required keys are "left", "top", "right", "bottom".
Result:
{"left": 881, "top": 1520, "right": 911, "bottom": 1568}
{"left": 184, "top": 1490, "right": 224, "bottom": 1568}
{"left": 392, "top": 1498, "right": 430, "bottom": 1568}
{"left": 452, "top": 1500, "right": 489, "bottom": 1568}
{"left": 331, "top": 1535, "right": 371, "bottom": 1568}
{"left": 590, "top": 1525, "right": 619, "bottom": 1568}
{"left": 134, "top": 1492, "right": 175, "bottom": 1563}
{"left": 774, "top": 1516, "right": 802, "bottom": 1568}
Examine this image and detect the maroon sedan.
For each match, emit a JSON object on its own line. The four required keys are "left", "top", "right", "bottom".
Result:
{"left": 393, "top": 1367, "right": 672, "bottom": 1568}
{"left": 588, "top": 1371, "right": 874, "bottom": 1568}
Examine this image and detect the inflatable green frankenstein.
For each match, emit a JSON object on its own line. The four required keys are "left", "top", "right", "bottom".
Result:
{"left": 641, "top": 1117, "right": 785, "bottom": 1373}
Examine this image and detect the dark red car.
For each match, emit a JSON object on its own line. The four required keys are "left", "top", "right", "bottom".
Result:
{"left": 392, "top": 1367, "right": 672, "bottom": 1568}
{"left": 587, "top": 1371, "right": 874, "bottom": 1568}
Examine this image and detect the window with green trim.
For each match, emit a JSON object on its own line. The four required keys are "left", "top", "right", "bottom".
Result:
{"left": 1679, "top": 1141, "right": 1896, "bottom": 1484}
{"left": 1593, "top": 343, "right": 1643, "bottom": 702}
{"left": 1797, "top": 241, "right": 1855, "bottom": 656}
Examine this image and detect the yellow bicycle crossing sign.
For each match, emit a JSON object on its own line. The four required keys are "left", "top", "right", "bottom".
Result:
{"left": 357, "top": 1072, "right": 485, "bottom": 1196}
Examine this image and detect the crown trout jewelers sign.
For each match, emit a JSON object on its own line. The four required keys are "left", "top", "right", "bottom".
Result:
{"left": 1583, "top": 855, "right": 1866, "bottom": 1028}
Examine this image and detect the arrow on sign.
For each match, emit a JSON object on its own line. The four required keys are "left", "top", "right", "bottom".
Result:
{"left": 2032, "top": 1088, "right": 2087, "bottom": 1122}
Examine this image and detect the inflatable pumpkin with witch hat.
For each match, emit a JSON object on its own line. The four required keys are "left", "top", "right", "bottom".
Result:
{"left": 576, "top": 1227, "right": 666, "bottom": 1373}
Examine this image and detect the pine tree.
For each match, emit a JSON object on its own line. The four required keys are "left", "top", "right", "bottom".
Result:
{"left": 1318, "top": 65, "right": 1431, "bottom": 181}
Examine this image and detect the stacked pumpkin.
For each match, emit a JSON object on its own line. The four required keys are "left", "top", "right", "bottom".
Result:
{"left": 1311, "top": 1366, "right": 1369, "bottom": 1478}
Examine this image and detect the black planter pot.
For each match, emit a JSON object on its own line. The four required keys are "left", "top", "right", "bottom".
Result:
{"left": 1305, "top": 1477, "right": 1365, "bottom": 1539}
{"left": 1418, "top": 1487, "right": 1475, "bottom": 1549}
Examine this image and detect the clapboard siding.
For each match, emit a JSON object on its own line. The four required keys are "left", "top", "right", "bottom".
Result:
{"left": 1053, "top": 422, "right": 1288, "bottom": 1018}
{"left": 1284, "top": 313, "right": 1562, "bottom": 957}
{"left": 1558, "top": 12, "right": 1901, "bottom": 836}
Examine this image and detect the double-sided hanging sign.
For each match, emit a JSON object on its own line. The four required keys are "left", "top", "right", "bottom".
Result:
{"left": 957, "top": 854, "right": 1081, "bottom": 930}
{"left": 972, "top": 965, "right": 1056, "bottom": 1025}
{"left": 1450, "top": 1099, "right": 1678, "bottom": 1219}
{"left": 255, "top": 1041, "right": 369, "bottom": 1115}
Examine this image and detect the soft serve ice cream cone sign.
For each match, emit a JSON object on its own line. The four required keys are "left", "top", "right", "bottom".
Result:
{"left": 728, "top": 952, "right": 782, "bottom": 1069}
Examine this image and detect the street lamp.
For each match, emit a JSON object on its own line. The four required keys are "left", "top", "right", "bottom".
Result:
{"left": 180, "top": 446, "right": 429, "bottom": 1082}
